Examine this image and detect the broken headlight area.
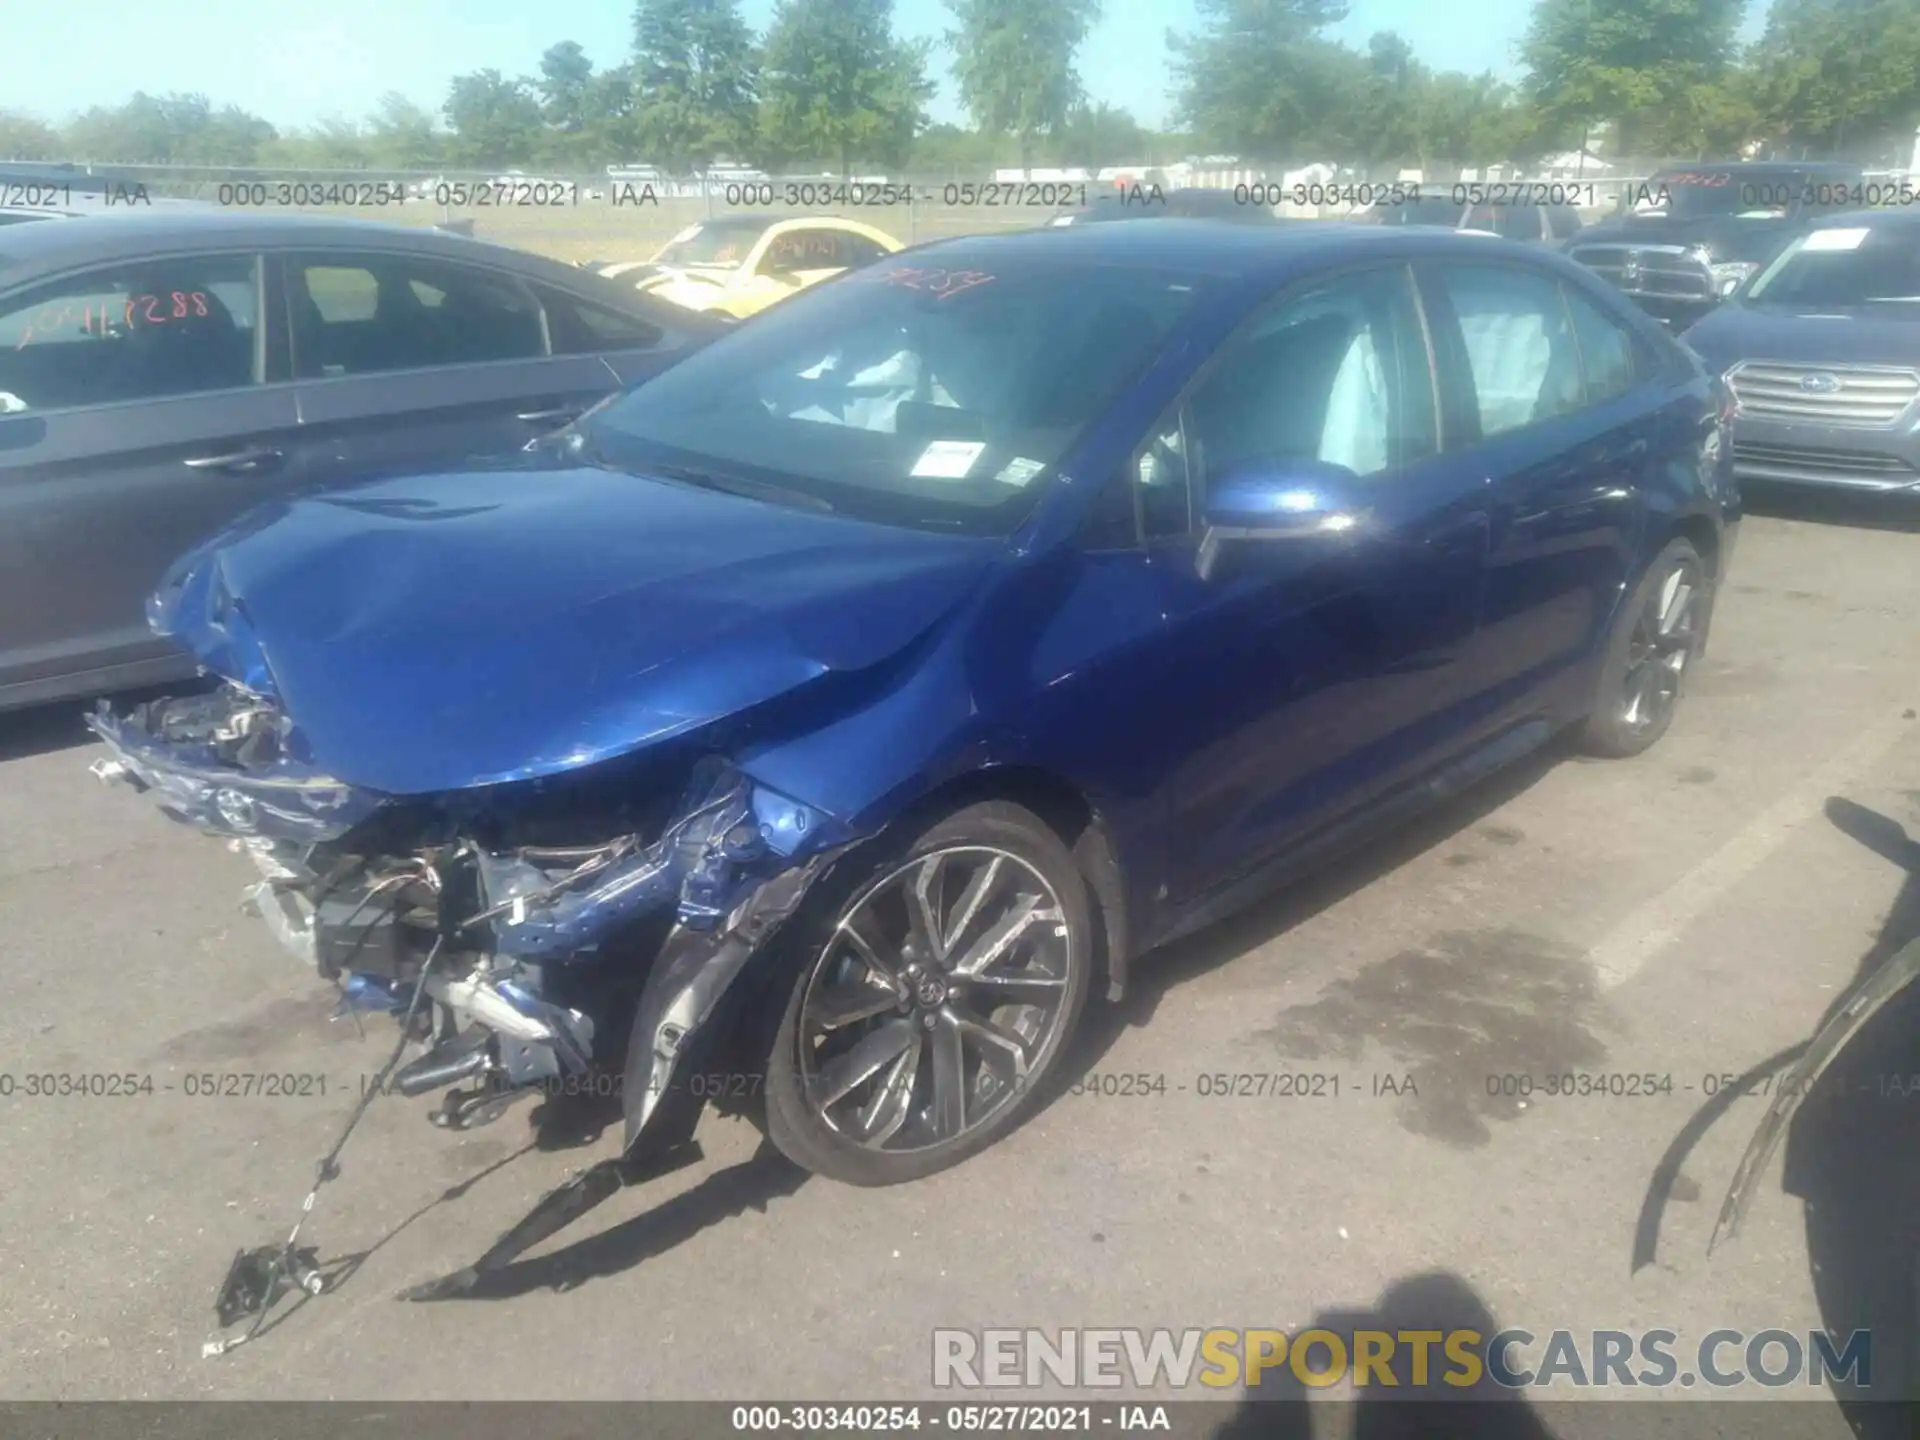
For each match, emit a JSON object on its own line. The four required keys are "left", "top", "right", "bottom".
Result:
{"left": 86, "top": 685, "right": 383, "bottom": 845}
{"left": 88, "top": 686, "right": 847, "bottom": 1139}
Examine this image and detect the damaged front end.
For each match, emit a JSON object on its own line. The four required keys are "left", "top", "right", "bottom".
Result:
{"left": 91, "top": 682, "right": 849, "bottom": 1136}
{"left": 90, "top": 682, "right": 857, "bottom": 1316}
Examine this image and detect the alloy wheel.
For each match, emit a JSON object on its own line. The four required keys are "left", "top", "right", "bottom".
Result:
{"left": 797, "top": 845, "right": 1073, "bottom": 1154}
{"left": 1620, "top": 558, "right": 1701, "bottom": 732}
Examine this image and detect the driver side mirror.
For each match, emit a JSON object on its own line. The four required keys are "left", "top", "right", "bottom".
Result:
{"left": 1195, "top": 456, "right": 1372, "bottom": 580}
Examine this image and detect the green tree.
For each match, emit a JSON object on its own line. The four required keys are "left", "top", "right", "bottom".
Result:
{"left": 1340, "top": 33, "right": 1428, "bottom": 173}
{"left": 947, "top": 0, "right": 1101, "bottom": 170}
{"left": 631, "top": 0, "right": 760, "bottom": 171}
{"left": 1519, "top": 0, "right": 1748, "bottom": 160}
{"left": 1419, "top": 72, "right": 1524, "bottom": 169}
{"left": 909, "top": 120, "right": 1004, "bottom": 170}
{"left": 757, "top": 0, "right": 931, "bottom": 173}
{"left": 258, "top": 118, "right": 376, "bottom": 170}
{"left": 443, "top": 70, "right": 545, "bottom": 167}
{"left": 1049, "top": 101, "right": 1150, "bottom": 169}
{"left": 538, "top": 41, "right": 597, "bottom": 135}
{"left": 62, "top": 93, "right": 275, "bottom": 165}
{"left": 1749, "top": 0, "right": 1920, "bottom": 158}
{"left": 579, "top": 64, "right": 642, "bottom": 161}
{"left": 365, "top": 93, "right": 444, "bottom": 169}
{"left": 1169, "top": 0, "right": 1353, "bottom": 159}
{"left": 0, "top": 110, "right": 61, "bottom": 160}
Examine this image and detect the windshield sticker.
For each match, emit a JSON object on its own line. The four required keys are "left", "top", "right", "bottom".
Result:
{"left": 854, "top": 266, "right": 998, "bottom": 300}
{"left": 1803, "top": 227, "right": 1871, "bottom": 251}
{"left": 910, "top": 440, "right": 986, "bottom": 479}
{"left": 996, "top": 457, "right": 1046, "bottom": 487}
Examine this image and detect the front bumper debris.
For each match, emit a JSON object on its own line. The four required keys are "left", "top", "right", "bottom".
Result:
{"left": 88, "top": 681, "right": 856, "bottom": 1341}
{"left": 1711, "top": 933, "right": 1920, "bottom": 1251}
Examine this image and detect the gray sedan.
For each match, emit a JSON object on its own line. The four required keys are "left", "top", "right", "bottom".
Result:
{"left": 0, "top": 211, "right": 723, "bottom": 711}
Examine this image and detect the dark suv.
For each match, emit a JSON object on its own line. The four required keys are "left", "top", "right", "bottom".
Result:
{"left": 1570, "top": 161, "right": 1867, "bottom": 328}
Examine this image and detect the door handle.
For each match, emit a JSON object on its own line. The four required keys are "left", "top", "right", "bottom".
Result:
{"left": 515, "top": 407, "right": 580, "bottom": 425}
{"left": 183, "top": 447, "right": 284, "bottom": 473}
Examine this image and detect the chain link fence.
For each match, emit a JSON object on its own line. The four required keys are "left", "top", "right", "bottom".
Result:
{"left": 26, "top": 155, "right": 1908, "bottom": 266}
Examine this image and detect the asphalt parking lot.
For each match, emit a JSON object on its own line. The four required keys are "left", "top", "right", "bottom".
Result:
{"left": 1, "top": 496, "right": 1917, "bottom": 1427}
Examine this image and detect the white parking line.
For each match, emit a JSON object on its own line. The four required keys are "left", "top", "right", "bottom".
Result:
{"left": 1589, "top": 709, "right": 1917, "bottom": 990}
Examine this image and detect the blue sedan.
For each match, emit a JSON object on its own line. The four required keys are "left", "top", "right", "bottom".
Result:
{"left": 91, "top": 219, "right": 1738, "bottom": 1235}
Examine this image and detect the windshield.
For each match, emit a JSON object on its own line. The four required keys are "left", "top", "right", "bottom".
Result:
{"left": 1744, "top": 225, "right": 1920, "bottom": 307}
{"left": 1634, "top": 170, "right": 1792, "bottom": 219}
{"left": 652, "top": 220, "right": 772, "bottom": 267}
{"left": 586, "top": 253, "right": 1208, "bottom": 535}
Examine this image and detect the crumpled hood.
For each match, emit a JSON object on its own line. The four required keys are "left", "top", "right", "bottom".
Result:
{"left": 1682, "top": 303, "right": 1920, "bottom": 373}
{"left": 152, "top": 466, "right": 997, "bottom": 796}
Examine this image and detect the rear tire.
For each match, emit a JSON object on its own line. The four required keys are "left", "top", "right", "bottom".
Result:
{"left": 762, "top": 801, "right": 1092, "bottom": 1187}
{"left": 1579, "top": 538, "right": 1708, "bottom": 759}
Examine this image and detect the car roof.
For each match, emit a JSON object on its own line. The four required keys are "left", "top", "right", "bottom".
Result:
{"left": 0, "top": 209, "right": 600, "bottom": 282}
{"left": 900, "top": 217, "right": 1556, "bottom": 284}
{"left": 675, "top": 214, "right": 783, "bottom": 235}
{"left": 1653, "top": 160, "right": 1859, "bottom": 174}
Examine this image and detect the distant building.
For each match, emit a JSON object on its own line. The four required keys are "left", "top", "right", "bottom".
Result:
{"left": 1537, "top": 149, "right": 1612, "bottom": 178}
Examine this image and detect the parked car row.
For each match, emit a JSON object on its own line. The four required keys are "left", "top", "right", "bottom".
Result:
{"left": 6, "top": 165, "right": 1911, "bottom": 718}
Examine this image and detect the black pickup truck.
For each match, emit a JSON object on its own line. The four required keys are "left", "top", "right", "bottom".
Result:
{"left": 1568, "top": 160, "right": 1870, "bottom": 327}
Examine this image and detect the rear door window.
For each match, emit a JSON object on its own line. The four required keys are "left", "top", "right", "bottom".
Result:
{"left": 1560, "top": 285, "right": 1647, "bottom": 404}
{"left": 1428, "top": 261, "right": 1585, "bottom": 438}
{"left": 285, "top": 253, "right": 547, "bottom": 378}
{"left": 536, "top": 285, "right": 667, "bottom": 354}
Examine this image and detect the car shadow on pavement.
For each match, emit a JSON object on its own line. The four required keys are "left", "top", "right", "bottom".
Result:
{"left": 1635, "top": 796, "right": 1920, "bottom": 1438}
{"left": 400, "top": 1137, "right": 809, "bottom": 1302}
{"left": 1213, "top": 1271, "right": 1558, "bottom": 1440}
{"left": 0, "top": 699, "right": 105, "bottom": 764}
{"left": 1778, "top": 797, "right": 1920, "bottom": 1436}
{"left": 0, "top": 676, "right": 215, "bottom": 764}
{"left": 1052, "top": 732, "right": 1575, "bottom": 1100}
{"left": 1740, "top": 483, "right": 1920, "bottom": 536}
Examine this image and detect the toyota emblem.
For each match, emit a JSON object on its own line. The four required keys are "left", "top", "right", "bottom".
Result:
{"left": 1799, "top": 373, "right": 1842, "bottom": 395}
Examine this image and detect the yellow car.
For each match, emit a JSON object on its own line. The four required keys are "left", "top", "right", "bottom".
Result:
{"left": 595, "top": 215, "right": 903, "bottom": 319}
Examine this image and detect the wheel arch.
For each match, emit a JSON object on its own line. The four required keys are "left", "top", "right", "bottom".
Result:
{"left": 875, "top": 765, "right": 1135, "bottom": 1003}
{"left": 1667, "top": 511, "right": 1722, "bottom": 579}
{"left": 695, "top": 762, "right": 1134, "bottom": 1127}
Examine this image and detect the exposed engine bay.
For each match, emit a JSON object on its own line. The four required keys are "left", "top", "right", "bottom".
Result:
{"left": 87, "top": 681, "right": 857, "bottom": 1342}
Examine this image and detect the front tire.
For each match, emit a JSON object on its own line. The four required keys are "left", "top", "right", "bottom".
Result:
{"left": 1580, "top": 538, "right": 1708, "bottom": 759}
{"left": 763, "top": 801, "right": 1093, "bottom": 1186}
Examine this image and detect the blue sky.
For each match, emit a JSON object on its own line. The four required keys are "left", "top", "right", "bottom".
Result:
{"left": 11, "top": 0, "right": 1771, "bottom": 134}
